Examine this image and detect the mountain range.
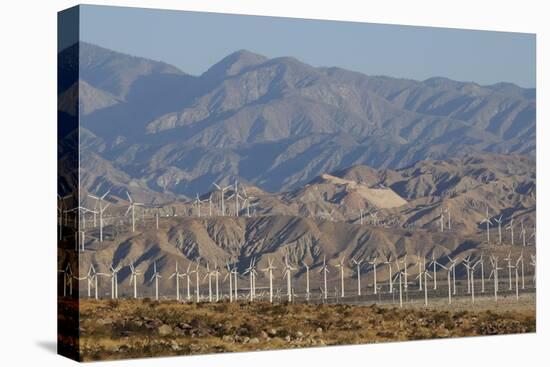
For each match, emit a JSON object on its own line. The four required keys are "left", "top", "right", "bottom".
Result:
{"left": 58, "top": 42, "right": 536, "bottom": 291}
{"left": 58, "top": 42, "right": 535, "bottom": 201}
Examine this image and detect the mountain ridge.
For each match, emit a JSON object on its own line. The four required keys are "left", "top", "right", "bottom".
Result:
{"left": 60, "top": 42, "right": 536, "bottom": 198}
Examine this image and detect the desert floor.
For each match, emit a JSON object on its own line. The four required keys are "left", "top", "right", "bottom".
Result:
{"left": 62, "top": 294, "right": 536, "bottom": 361}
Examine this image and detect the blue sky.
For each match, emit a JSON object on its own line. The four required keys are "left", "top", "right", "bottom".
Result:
{"left": 80, "top": 4, "right": 536, "bottom": 87}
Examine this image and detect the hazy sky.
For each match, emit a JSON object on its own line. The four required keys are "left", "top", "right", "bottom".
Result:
{"left": 80, "top": 5, "right": 536, "bottom": 87}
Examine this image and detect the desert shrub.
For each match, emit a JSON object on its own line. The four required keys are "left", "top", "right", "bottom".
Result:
{"left": 453, "top": 310, "right": 468, "bottom": 319}
{"left": 213, "top": 302, "right": 230, "bottom": 313}
{"left": 432, "top": 311, "right": 451, "bottom": 326}
{"left": 107, "top": 299, "right": 119, "bottom": 309}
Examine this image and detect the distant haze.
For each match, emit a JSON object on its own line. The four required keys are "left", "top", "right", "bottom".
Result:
{"left": 79, "top": 4, "right": 536, "bottom": 88}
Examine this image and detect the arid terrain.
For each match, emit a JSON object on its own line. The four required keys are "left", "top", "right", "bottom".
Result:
{"left": 72, "top": 297, "right": 535, "bottom": 361}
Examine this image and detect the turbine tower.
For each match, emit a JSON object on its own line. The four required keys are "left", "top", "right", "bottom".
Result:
{"left": 494, "top": 215, "right": 503, "bottom": 245}
{"left": 520, "top": 220, "right": 527, "bottom": 247}
{"left": 488, "top": 256, "right": 501, "bottom": 301}
{"left": 194, "top": 193, "right": 204, "bottom": 217}
{"left": 446, "top": 256, "right": 460, "bottom": 295}
{"left": 243, "top": 258, "right": 257, "bottom": 301}
{"left": 99, "top": 263, "right": 121, "bottom": 299}
{"left": 150, "top": 261, "right": 162, "bottom": 301}
{"left": 129, "top": 260, "right": 141, "bottom": 299}
{"left": 224, "top": 262, "right": 234, "bottom": 302}
{"left": 169, "top": 262, "right": 183, "bottom": 301}
{"left": 368, "top": 256, "right": 379, "bottom": 294}
{"left": 352, "top": 258, "right": 364, "bottom": 296}
{"left": 319, "top": 256, "right": 330, "bottom": 300}
{"left": 504, "top": 252, "right": 513, "bottom": 290}
{"left": 89, "top": 190, "right": 110, "bottom": 242}
{"left": 194, "top": 259, "right": 201, "bottom": 302}
{"left": 480, "top": 206, "right": 492, "bottom": 244}
{"left": 203, "top": 262, "right": 214, "bottom": 302}
{"left": 506, "top": 214, "right": 515, "bottom": 246}
{"left": 262, "top": 258, "right": 277, "bottom": 303}
{"left": 384, "top": 254, "right": 393, "bottom": 293}
{"left": 87, "top": 264, "right": 98, "bottom": 299}
{"left": 282, "top": 257, "right": 296, "bottom": 302}
{"left": 213, "top": 262, "right": 220, "bottom": 301}
{"left": 335, "top": 256, "right": 346, "bottom": 298}
{"left": 213, "top": 182, "right": 231, "bottom": 216}
{"left": 125, "top": 192, "right": 143, "bottom": 233}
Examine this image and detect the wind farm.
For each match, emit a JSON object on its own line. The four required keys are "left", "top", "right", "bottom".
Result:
{"left": 58, "top": 164, "right": 537, "bottom": 360}
{"left": 58, "top": 35, "right": 536, "bottom": 361}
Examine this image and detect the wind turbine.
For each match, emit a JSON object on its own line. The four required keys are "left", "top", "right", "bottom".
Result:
{"left": 169, "top": 262, "right": 183, "bottom": 301}
{"left": 194, "top": 193, "right": 204, "bottom": 217}
{"left": 335, "top": 256, "right": 347, "bottom": 298}
{"left": 224, "top": 262, "right": 234, "bottom": 302}
{"left": 479, "top": 253, "right": 486, "bottom": 293}
{"left": 417, "top": 267, "right": 432, "bottom": 307}
{"left": 439, "top": 262, "right": 452, "bottom": 304}
{"left": 467, "top": 260, "right": 482, "bottom": 304}
{"left": 530, "top": 254, "right": 536, "bottom": 286}
{"left": 110, "top": 264, "right": 122, "bottom": 299}
{"left": 439, "top": 208, "right": 445, "bottom": 232}
{"left": 504, "top": 252, "right": 513, "bottom": 290}
{"left": 233, "top": 263, "right": 239, "bottom": 300}
{"left": 233, "top": 181, "right": 245, "bottom": 216}
{"left": 262, "top": 258, "right": 277, "bottom": 303}
{"left": 518, "top": 251, "right": 525, "bottom": 289}
{"left": 416, "top": 255, "right": 424, "bottom": 291}
{"left": 282, "top": 257, "right": 296, "bottom": 302}
{"left": 213, "top": 183, "right": 231, "bottom": 216}
{"left": 87, "top": 264, "right": 98, "bottom": 299}
{"left": 480, "top": 206, "right": 492, "bottom": 244}
{"left": 302, "top": 261, "right": 310, "bottom": 301}
{"left": 494, "top": 215, "right": 503, "bottom": 245}
{"left": 150, "top": 261, "right": 162, "bottom": 301}
{"left": 194, "top": 259, "right": 201, "bottom": 302}
{"left": 513, "top": 257, "right": 521, "bottom": 300}
{"left": 352, "top": 258, "right": 363, "bottom": 296}
{"left": 125, "top": 192, "right": 143, "bottom": 233}
{"left": 506, "top": 214, "right": 515, "bottom": 246}
{"left": 203, "top": 262, "right": 215, "bottom": 302}
{"left": 359, "top": 209, "right": 364, "bottom": 225}
{"left": 399, "top": 254, "right": 408, "bottom": 291}
{"left": 243, "top": 258, "right": 258, "bottom": 301}
{"left": 207, "top": 194, "right": 214, "bottom": 217}
{"left": 446, "top": 256, "right": 460, "bottom": 295}
{"left": 368, "top": 256, "right": 379, "bottom": 294}
{"left": 520, "top": 220, "right": 527, "bottom": 247}
{"left": 182, "top": 264, "right": 192, "bottom": 301}
{"left": 488, "top": 256, "right": 501, "bottom": 301}
{"left": 384, "top": 254, "right": 394, "bottom": 293}
{"left": 462, "top": 255, "right": 472, "bottom": 294}
{"left": 319, "top": 256, "right": 330, "bottom": 300}
{"left": 429, "top": 252, "right": 443, "bottom": 290}
{"left": 89, "top": 190, "right": 110, "bottom": 242}
{"left": 447, "top": 207, "right": 451, "bottom": 230}
{"left": 213, "top": 262, "right": 220, "bottom": 301}
{"left": 129, "top": 260, "right": 141, "bottom": 299}
{"left": 99, "top": 263, "right": 121, "bottom": 299}
{"left": 392, "top": 265, "right": 405, "bottom": 308}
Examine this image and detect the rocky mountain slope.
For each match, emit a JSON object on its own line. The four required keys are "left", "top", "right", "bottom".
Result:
{"left": 58, "top": 42, "right": 535, "bottom": 199}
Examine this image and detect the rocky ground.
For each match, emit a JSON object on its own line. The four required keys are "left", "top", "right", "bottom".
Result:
{"left": 68, "top": 298, "right": 535, "bottom": 361}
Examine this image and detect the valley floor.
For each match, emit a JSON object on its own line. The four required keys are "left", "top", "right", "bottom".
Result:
{"left": 69, "top": 295, "right": 535, "bottom": 361}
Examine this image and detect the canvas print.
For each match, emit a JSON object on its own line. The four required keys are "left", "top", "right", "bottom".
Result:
{"left": 57, "top": 5, "right": 536, "bottom": 362}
